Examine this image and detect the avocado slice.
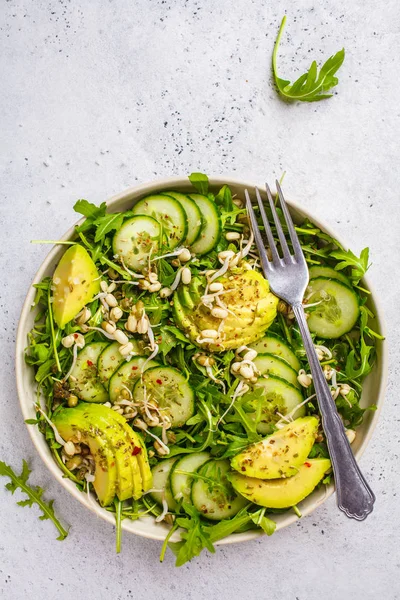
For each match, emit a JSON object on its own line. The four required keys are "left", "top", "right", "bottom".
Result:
{"left": 231, "top": 416, "right": 319, "bottom": 479}
{"left": 104, "top": 408, "right": 153, "bottom": 492}
{"left": 71, "top": 404, "right": 139, "bottom": 501}
{"left": 54, "top": 407, "right": 118, "bottom": 506}
{"left": 229, "top": 458, "right": 331, "bottom": 509}
{"left": 52, "top": 245, "right": 100, "bottom": 328}
{"left": 172, "top": 267, "right": 278, "bottom": 352}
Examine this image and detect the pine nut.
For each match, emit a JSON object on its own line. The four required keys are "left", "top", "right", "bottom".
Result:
{"left": 297, "top": 369, "right": 312, "bottom": 388}
{"left": 239, "top": 364, "right": 254, "bottom": 379}
{"left": 74, "top": 333, "right": 85, "bottom": 348}
{"left": 100, "top": 281, "right": 108, "bottom": 292}
{"left": 201, "top": 329, "right": 218, "bottom": 339}
{"left": 345, "top": 429, "right": 356, "bottom": 444}
{"left": 181, "top": 267, "right": 192, "bottom": 285}
{"left": 113, "top": 329, "right": 129, "bottom": 345}
{"left": 137, "top": 316, "right": 149, "bottom": 334}
{"left": 231, "top": 362, "right": 242, "bottom": 373}
{"left": 102, "top": 321, "right": 117, "bottom": 335}
{"left": 179, "top": 248, "right": 191, "bottom": 262}
{"left": 149, "top": 281, "right": 162, "bottom": 293}
{"left": 105, "top": 293, "right": 118, "bottom": 307}
{"left": 76, "top": 307, "right": 91, "bottom": 325}
{"left": 64, "top": 441, "right": 76, "bottom": 456}
{"left": 211, "top": 307, "right": 228, "bottom": 319}
{"left": 133, "top": 417, "right": 148, "bottom": 431}
{"left": 139, "top": 280, "right": 151, "bottom": 290}
{"left": 119, "top": 342, "right": 135, "bottom": 357}
{"left": 160, "top": 287, "right": 172, "bottom": 298}
{"left": 126, "top": 315, "right": 137, "bottom": 332}
{"left": 209, "top": 282, "right": 223, "bottom": 292}
{"left": 218, "top": 250, "right": 235, "bottom": 261}
{"left": 243, "top": 349, "right": 258, "bottom": 362}
{"left": 62, "top": 334, "right": 75, "bottom": 348}
{"left": 148, "top": 272, "right": 158, "bottom": 283}
{"left": 110, "top": 306, "right": 123, "bottom": 321}
{"left": 225, "top": 231, "right": 241, "bottom": 241}
{"left": 107, "top": 282, "right": 117, "bottom": 293}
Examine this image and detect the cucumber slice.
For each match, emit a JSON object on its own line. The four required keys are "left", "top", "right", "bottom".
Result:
{"left": 188, "top": 193, "right": 221, "bottom": 255}
{"left": 70, "top": 342, "right": 109, "bottom": 403}
{"left": 309, "top": 265, "right": 351, "bottom": 286}
{"left": 306, "top": 277, "right": 360, "bottom": 339}
{"left": 112, "top": 216, "right": 160, "bottom": 271}
{"left": 149, "top": 457, "right": 179, "bottom": 511}
{"left": 108, "top": 355, "right": 159, "bottom": 403}
{"left": 97, "top": 341, "right": 138, "bottom": 387}
{"left": 253, "top": 353, "right": 300, "bottom": 388}
{"left": 170, "top": 452, "right": 210, "bottom": 503}
{"left": 249, "top": 333, "right": 301, "bottom": 371}
{"left": 162, "top": 191, "right": 202, "bottom": 246}
{"left": 132, "top": 194, "right": 188, "bottom": 249}
{"left": 191, "top": 459, "right": 248, "bottom": 521}
{"left": 245, "top": 375, "right": 305, "bottom": 435}
{"left": 132, "top": 366, "right": 195, "bottom": 427}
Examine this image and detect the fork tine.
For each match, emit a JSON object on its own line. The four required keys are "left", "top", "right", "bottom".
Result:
{"left": 254, "top": 187, "right": 281, "bottom": 265}
{"left": 265, "top": 183, "right": 292, "bottom": 263}
{"left": 244, "top": 189, "right": 272, "bottom": 274}
{"left": 275, "top": 180, "right": 304, "bottom": 261}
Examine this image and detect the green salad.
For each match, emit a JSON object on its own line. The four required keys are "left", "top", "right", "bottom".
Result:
{"left": 26, "top": 173, "right": 381, "bottom": 565}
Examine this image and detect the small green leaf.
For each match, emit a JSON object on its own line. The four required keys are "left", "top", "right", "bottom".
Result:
{"left": 0, "top": 459, "right": 68, "bottom": 540}
{"left": 189, "top": 172, "right": 209, "bottom": 195}
{"left": 93, "top": 213, "right": 124, "bottom": 242}
{"left": 73, "top": 199, "right": 106, "bottom": 219}
{"left": 272, "top": 16, "right": 345, "bottom": 102}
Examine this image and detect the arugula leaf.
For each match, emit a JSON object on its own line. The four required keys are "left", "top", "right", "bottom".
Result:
{"left": 93, "top": 213, "right": 125, "bottom": 243}
{"left": 189, "top": 172, "right": 209, "bottom": 195}
{"left": 73, "top": 199, "right": 106, "bottom": 219}
{"left": 0, "top": 459, "right": 68, "bottom": 540}
{"left": 330, "top": 247, "right": 369, "bottom": 283}
{"left": 169, "top": 503, "right": 215, "bottom": 566}
{"left": 272, "top": 16, "right": 345, "bottom": 102}
{"left": 215, "top": 185, "right": 234, "bottom": 212}
{"left": 250, "top": 510, "right": 277, "bottom": 536}
{"left": 345, "top": 307, "right": 374, "bottom": 380}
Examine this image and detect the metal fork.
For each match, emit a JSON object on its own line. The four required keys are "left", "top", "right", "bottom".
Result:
{"left": 245, "top": 182, "right": 375, "bottom": 521}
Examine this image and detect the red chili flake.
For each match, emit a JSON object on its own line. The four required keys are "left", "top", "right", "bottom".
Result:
{"left": 131, "top": 366, "right": 138, "bottom": 370}
{"left": 305, "top": 462, "right": 312, "bottom": 468}
{"left": 336, "top": 367, "right": 341, "bottom": 372}
{"left": 132, "top": 446, "right": 142, "bottom": 456}
{"left": 87, "top": 360, "right": 93, "bottom": 367}
{"left": 156, "top": 379, "right": 162, "bottom": 385}
{"left": 74, "top": 333, "right": 79, "bottom": 339}
{"left": 111, "top": 462, "right": 115, "bottom": 467}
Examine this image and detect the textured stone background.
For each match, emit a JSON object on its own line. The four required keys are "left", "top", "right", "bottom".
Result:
{"left": 1, "top": 1, "right": 399, "bottom": 599}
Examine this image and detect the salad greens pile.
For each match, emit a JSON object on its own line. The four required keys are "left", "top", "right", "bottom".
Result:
{"left": 23, "top": 172, "right": 381, "bottom": 565}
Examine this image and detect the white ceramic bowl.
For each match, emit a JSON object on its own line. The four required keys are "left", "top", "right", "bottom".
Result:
{"left": 16, "top": 177, "right": 387, "bottom": 545}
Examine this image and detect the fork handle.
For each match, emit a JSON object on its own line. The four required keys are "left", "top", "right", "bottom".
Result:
{"left": 292, "top": 303, "right": 375, "bottom": 521}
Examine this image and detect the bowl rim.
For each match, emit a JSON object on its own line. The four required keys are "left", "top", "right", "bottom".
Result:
{"left": 15, "top": 175, "right": 388, "bottom": 545}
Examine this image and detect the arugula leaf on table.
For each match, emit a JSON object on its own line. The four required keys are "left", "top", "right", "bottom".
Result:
{"left": 272, "top": 16, "right": 345, "bottom": 102}
{"left": 0, "top": 459, "right": 68, "bottom": 540}
{"left": 330, "top": 247, "right": 370, "bottom": 283}
{"left": 189, "top": 172, "right": 209, "bottom": 195}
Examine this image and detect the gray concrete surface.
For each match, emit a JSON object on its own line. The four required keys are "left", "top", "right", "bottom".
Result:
{"left": 1, "top": 1, "right": 399, "bottom": 599}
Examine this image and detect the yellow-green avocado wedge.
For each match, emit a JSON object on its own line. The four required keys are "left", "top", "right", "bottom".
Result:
{"left": 101, "top": 406, "right": 153, "bottom": 492}
{"left": 231, "top": 417, "right": 319, "bottom": 479}
{"left": 70, "top": 404, "right": 139, "bottom": 501}
{"left": 52, "top": 245, "right": 100, "bottom": 328}
{"left": 229, "top": 458, "right": 331, "bottom": 509}
{"left": 53, "top": 406, "right": 118, "bottom": 506}
{"left": 173, "top": 267, "right": 278, "bottom": 352}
